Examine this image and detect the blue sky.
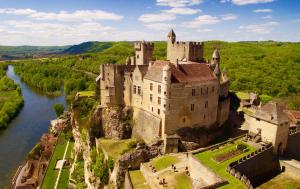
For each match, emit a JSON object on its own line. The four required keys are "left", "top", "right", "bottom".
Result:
{"left": 0, "top": 0, "right": 299, "bottom": 45}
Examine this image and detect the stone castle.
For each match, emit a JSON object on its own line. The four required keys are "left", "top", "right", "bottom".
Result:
{"left": 96, "top": 30, "right": 230, "bottom": 150}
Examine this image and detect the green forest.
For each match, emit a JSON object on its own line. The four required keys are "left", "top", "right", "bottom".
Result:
{"left": 10, "top": 40, "right": 300, "bottom": 110}
{"left": 0, "top": 64, "right": 24, "bottom": 129}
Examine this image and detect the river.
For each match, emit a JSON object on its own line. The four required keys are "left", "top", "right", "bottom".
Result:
{"left": 0, "top": 65, "right": 67, "bottom": 188}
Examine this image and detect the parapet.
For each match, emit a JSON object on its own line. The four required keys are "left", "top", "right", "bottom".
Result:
{"left": 134, "top": 41, "right": 154, "bottom": 51}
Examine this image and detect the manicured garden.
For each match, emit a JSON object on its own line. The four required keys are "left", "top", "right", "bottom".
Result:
{"left": 152, "top": 155, "right": 179, "bottom": 171}
{"left": 129, "top": 170, "right": 150, "bottom": 189}
{"left": 194, "top": 141, "right": 256, "bottom": 189}
{"left": 175, "top": 173, "right": 193, "bottom": 189}
{"left": 41, "top": 134, "right": 73, "bottom": 189}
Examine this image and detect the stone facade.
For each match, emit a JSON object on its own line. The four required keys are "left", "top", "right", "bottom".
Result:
{"left": 241, "top": 102, "right": 290, "bottom": 155}
{"left": 97, "top": 30, "right": 230, "bottom": 146}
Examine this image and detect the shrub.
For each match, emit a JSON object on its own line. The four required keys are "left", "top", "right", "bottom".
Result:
{"left": 53, "top": 103, "right": 64, "bottom": 117}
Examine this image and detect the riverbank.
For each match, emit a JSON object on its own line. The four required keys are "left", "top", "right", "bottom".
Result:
{"left": 0, "top": 64, "right": 23, "bottom": 129}
{"left": 0, "top": 65, "right": 66, "bottom": 189}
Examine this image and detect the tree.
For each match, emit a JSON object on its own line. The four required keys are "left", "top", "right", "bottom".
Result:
{"left": 53, "top": 103, "right": 64, "bottom": 117}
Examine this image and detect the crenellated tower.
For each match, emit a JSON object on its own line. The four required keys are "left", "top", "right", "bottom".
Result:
{"left": 167, "top": 29, "right": 204, "bottom": 64}
{"left": 134, "top": 41, "right": 154, "bottom": 65}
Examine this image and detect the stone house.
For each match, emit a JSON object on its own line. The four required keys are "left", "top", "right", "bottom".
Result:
{"left": 242, "top": 102, "right": 290, "bottom": 155}
{"left": 97, "top": 30, "right": 230, "bottom": 150}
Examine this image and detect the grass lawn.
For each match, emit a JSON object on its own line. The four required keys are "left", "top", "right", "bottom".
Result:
{"left": 56, "top": 141, "right": 74, "bottom": 189}
{"left": 194, "top": 141, "right": 256, "bottom": 189}
{"left": 258, "top": 173, "right": 300, "bottom": 189}
{"left": 41, "top": 135, "right": 70, "bottom": 189}
{"left": 152, "top": 155, "right": 179, "bottom": 171}
{"left": 129, "top": 170, "right": 150, "bottom": 189}
{"left": 175, "top": 173, "right": 193, "bottom": 189}
{"left": 77, "top": 91, "right": 95, "bottom": 97}
{"left": 235, "top": 91, "right": 249, "bottom": 100}
{"left": 98, "top": 138, "right": 137, "bottom": 161}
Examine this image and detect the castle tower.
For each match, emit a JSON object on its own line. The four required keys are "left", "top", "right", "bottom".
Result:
{"left": 134, "top": 41, "right": 154, "bottom": 65}
{"left": 167, "top": 29, "right": 176, "bottom": 62}
{"left": 211, "top": 48, "right": 220, "bottom": 67}
{"left": 212, "top": 49, "right": 221, "bottom": 79}
{"left": 162, "top": 63, "right": 171, "bottom": 112}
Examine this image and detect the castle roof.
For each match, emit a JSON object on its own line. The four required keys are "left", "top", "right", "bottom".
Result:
{"left": 168, "top": 29, "right": 176, "bottom": 38}
{"left": 144, "top": 60, "right": 216, "bottom": 83}
{"left": 254, "top": 102, "right": 290, "bottom": 125}
{"left": 212, "top": 49, "right": 220, "bottom": 59}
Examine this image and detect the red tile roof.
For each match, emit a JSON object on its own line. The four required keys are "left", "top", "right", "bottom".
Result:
{"left": 144, "top": 60, "right": 216, "bottom": 83}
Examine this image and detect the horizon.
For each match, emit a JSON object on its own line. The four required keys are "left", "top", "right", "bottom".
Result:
{"left": 0, "top": 0, "right": 299, "bottom": 46}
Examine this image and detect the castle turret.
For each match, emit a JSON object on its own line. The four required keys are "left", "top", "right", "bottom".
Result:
{"left": 134, "top": 41, "right": 154, "bottom": 65}
{"left": 167, "top": 29, "right": 176, "bottom": 44}
{"left": 162, "top": 63, "right": 171, "bottom": 112}
{"left": 211, "top": 48, "right": 220, "bottom": 67}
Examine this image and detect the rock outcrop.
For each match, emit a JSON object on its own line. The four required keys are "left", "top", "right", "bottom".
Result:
{"left": 101, "top": 106, "right": 132, "bottom": 139}
{"left": 114, "top": 141, "right": 163, "bottom": 188}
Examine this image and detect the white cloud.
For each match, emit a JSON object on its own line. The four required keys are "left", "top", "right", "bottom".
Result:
{"left": 156, "top": 0, "right": 203, "bottom": 7}
{"left": 231, "top": 0, "right": 275, "bottom": 5}
{"left": 138, "top": 13, "right": 176, "bottom": 23}
{"left": 144, "top": 22, "right": 176, "bottom": 31}
{"left": 253, "top": 9, "right": 272, "bottom": 13}
{"left": 220, "top": 0, "right": 231, "bottom": 3}
{"left": 162, "top": 7, "right": 201, "bottom": 15}
{"left": 261, "top": 15, "right": 272, "bottom": 19}
{"left": 239, "top": 21, "right": 279, "bottom": 34}
{"left": 221, "top": 14, "right": 238, "bottom": 20}
{"left": 0, "top": 8, "right": 124, "bottom": 22}
{"left": 197, "top": 28, "right": 213, "bottom": 33}
{"left": 183, "top": 15, "right": 220, "bottom": 28}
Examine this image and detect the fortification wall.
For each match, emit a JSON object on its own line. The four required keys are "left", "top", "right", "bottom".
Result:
{"left": 188, "top": 156, "right": 227, "bottom": 188}
{"left": 227, "top": 144, "right": 281, "bottom": 188}
{"left": 285, "top": 128, "right": 300, "bottom": 160}
{"left": 132, "top": 107, "right": 161, "bottom": 144}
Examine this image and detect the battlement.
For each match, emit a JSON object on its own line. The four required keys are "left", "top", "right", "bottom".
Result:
{"left": 134, "top": 41, "right": 154, "bottom": 51}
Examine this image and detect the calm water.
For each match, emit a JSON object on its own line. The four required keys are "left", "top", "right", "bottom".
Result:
{"left": 0, "top": 65, "right": 66, "bottom": 188}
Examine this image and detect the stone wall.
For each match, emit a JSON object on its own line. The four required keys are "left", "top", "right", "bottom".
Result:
{"left": 114, "top": 142, "right": 162, "bottom": 188}
{"left": 124, "top": 170, "right": 133, "bottom": 189}
{"left": 285, "top": 128, "right": 300, "bottom": 160}
{"left": 133, "top": 107, "right": 161, "bottom": 143}
{"left": 188, "top": 156, "right": 227, "bottom": 188}
{"left": 227, "top": 144, "right": 281, "bottom": 188}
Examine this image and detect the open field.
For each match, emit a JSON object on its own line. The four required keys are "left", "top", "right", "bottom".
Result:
{"left": 194, "top": 141, "right": 256, "bottom": 189}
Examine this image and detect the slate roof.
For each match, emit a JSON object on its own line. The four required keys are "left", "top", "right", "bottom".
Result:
{"left": 144, "top": 60, "right": 216, "bottom": 83}
{"left": 254, "top": 102, "right": 290, "bottom": 125}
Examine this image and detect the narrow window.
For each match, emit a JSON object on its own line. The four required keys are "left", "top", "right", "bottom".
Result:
{"left": 150, "top": 83, "right": 153, "bottom": 91}
{"left": 158, "top": 85, "right": 161, "bottom": 94}
{"left": 212, "top": 86, "right": 215, "bottom": 93}
{"left": 150, "top": 94, "right": 153, "bottom": 102}
{"left": 192, "top": 88, "right": 196, "bottom": 96}
{"left": 205, "top": 101, "right": 208, "bottom": 108}
{"left": 157, "top": 109, "right": 160, "bottom": 115}
{"left": 136, "top": 55, "right": 139, "bottom": 59}
{"left": 191, "top": 104, "right": 195, "bottom": 112}
{"left": 138, "top": 86, "right": 141, "bottom": 95}
{"left": 133, "top": 85, "right": 136, "bottom": 94}
{"left": 152, "top": 107, "right": 154, "bottom": 112}
{"left": 158, "top": 97, "right": 161, "bottom": 105}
